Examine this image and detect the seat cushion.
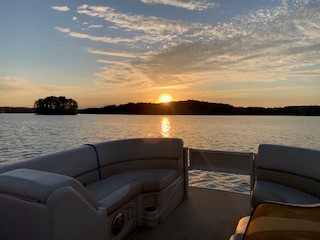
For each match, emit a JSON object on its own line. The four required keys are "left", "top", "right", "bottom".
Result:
{"left": 252, "top": 181, "right": 320, "bottom": 208}
{"left": 87, "top": 177, "right": 142, "bottom": 215}
{"left": 245, "top": 216, "right": 320, "bottom": 240}
{"left": 132, "top": 169, "right": 178, "bottom": 193}
{"left": 86, "top": 169, "right": 178, "bottom": 214}
{"left": 99, "top": 182, "right": 141, "bottom": 214}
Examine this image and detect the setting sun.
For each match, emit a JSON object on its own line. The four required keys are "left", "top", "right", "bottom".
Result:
{"left": 158, "top": 94, "right": 173, "bottom": 103}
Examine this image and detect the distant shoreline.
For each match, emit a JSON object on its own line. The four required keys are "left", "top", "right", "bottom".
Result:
{"left": 2, "top": 100, "right": 320, "bottom": 116}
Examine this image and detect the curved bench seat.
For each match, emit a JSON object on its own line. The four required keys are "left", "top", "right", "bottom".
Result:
{"left": 0, "top": 138, "right": 186, "bottom": 240}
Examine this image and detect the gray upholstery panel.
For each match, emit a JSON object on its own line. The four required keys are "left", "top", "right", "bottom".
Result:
{"left": 0, "top": 146, "right": 99, "bottom": 185}
{"left": 257, "top": 169, "right": 320, "bottom": 198}
{"left": 0, "top": 194, "right": 51, "bottom": 240}
{"left": 98, "top": 182, "right": 141, "bottom": 215}
{"left": 133, "top": 169, "right": 178, "bottom": 193}
{"left": 99, "top": 159, "right": 178, "bottom": 178}
{"left": 47, "top": 187, "right": 107, "bottom": 240}
{"left": 257, "top": 144, "right": 320, "bottom": 181}
{"left": 252, "top": 181, "right": 320, "bottom": 208}
{"left": 94, "top": 138, "right": 183, "bottom": 166}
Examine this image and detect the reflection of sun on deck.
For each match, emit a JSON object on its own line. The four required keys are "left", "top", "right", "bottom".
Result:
{"left": 129, "top": 187, "right": 250, "bottom": 239}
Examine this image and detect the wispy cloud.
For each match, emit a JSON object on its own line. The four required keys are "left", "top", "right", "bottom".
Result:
{"left": 88, "top": 25, "right": 103, "bottom": 29}
{"left": 86, "top": 0, "right": 320, "bottom": 90}
{"left": 140, "top": 0, "right": 219, "bottom": 11}
{"left": 51, "top": 6, "right": 70, "bottom": 12}
{"left": 96, "top": 59, "right": 131, "bottom": 66}
{"left": 0, "top": 76, "right": 96, "bottom": 94}
{"left": 54, "top": 27, "right": 70, "bottom": 33}
{"left": 54, "top": 27, "right": 137, "bottom": 43}
{"left": 76, "top": 4, "right": 202, "bottom": 44}
{"left": 88, "top": 49, "right": 142, "bottom": 58}
{"left": 0, "top": 76, "right": 34, "bottom": 92}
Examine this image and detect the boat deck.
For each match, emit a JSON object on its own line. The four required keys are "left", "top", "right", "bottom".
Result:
{"left": 128, "top": 187, "right": 251, "bottom": 240}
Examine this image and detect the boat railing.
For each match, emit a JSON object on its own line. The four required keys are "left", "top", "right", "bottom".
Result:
{"left": 184, "top": 148, "right": 256, "bottom": 191}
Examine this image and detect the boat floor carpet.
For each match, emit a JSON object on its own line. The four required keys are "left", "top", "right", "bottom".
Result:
{"left": 127, "top": 187, "right": 250, "bottom": 240}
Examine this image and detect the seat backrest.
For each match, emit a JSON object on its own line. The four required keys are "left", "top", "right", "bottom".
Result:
{"left": 93, "top": 138, "right": 184, "bottom": 178}
{"left": 0, "top": 146, "right": 100, "bottom": 185}
{"left": 256, "top": 144, "right": 320, "bottom": 197}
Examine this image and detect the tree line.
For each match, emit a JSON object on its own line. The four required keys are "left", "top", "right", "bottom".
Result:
{"left": 79, "top": 100, "right": 320, "bottom": 116}
{"left": 1, "top": 99, "right": 319, "bottom": 116}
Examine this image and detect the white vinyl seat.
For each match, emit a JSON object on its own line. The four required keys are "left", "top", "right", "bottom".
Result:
{"left": 252, "top": 144, "right": 320, "bottom": 208}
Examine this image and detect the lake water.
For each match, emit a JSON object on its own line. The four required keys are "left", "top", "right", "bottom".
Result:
{"left": 1, "top": 113, "right": 320, "bottom": 166}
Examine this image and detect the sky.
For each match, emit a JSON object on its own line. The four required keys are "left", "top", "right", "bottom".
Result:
{"left": 0, "top": 0, "right": 319, "bottom": 108}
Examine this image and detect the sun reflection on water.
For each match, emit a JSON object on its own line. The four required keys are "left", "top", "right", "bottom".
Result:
{"left": 161, "top": 117, "right": 171, "bottom": 137}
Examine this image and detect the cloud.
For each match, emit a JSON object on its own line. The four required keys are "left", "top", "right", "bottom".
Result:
{"left": 96, "top": 59, "right": 131, "bottom": 66}
{"left": 88, "top": 49, "right": 143, "bottom": 58}
{"left": 49, "top": 1, "right": 320, "bottom": 97}
{"left": 0, "top": 76, "right": 97, "bottom": 95}
{"left": 88, "top": 25, "right": 104, "bottom": 29}
{"left": 88, "top": 0, "right": 320, "bottom": 90}
{"left": 54, "top": 27, "right": 70, "bottom": 33}
{"left": 140, "top": 0, "right": 218, "bottom": 11}
{"left": 54, "top": 26, "right": 138, "bottom": 43}
{"left": 0, "top": 76, "right": 34, "bottom": 92}
{"left": 51, "top": 6, "right": 70, "bottom": 12}
{"left": 76, "top": 4, "right": 203, "bottom": 43}
{"left": 290, "top": 69, "right": 320, "bottom": 76}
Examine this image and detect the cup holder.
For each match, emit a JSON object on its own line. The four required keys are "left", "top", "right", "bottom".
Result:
{"left": 145, "top": 206, "right": 156, "bottom": 212}
{"left": 143, "top": 206, "right": 158, "bottom": 227}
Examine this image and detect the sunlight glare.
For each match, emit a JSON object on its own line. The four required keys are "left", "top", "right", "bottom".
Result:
{"left": 159, "top": 94, "right": 173, "bottom": 103}
{"left": 161, "top": 117, "right": 171, "bottom": 137}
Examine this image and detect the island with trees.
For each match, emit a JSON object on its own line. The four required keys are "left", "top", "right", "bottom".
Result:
{"left": 34, "top": 96, "right": 78, "bottom": 115}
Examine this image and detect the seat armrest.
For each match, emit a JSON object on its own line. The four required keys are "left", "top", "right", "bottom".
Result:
{"left": 48, "top": 186, "right": 107, "bottom": 240}
{"left": 230, "top": 216, "right": 250, "bottom": 240}
{"left": 0, "top": 168, "right": 99, "bottom": 209}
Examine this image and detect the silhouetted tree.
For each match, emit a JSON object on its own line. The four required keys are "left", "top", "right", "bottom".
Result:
{"left": 34, "top": 96, "right": 78, "bottom": 115}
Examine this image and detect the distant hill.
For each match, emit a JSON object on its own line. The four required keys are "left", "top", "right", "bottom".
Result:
{"left": 2, "top": 100, "right": 319, "bottom": 115}
{"left": 79, "top": 100, "right": 320, "bottom": 116}
{"left": 0, "top": 107, "right": 35, "bottom": 113}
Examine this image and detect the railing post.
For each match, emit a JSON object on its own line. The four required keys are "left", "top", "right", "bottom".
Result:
{"left": 183, "top": 147, "right": 189, "bottom": 199}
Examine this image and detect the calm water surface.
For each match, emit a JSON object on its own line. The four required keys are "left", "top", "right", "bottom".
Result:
{"left": 1, "top": 114, "right": 319, "bottom": 166}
